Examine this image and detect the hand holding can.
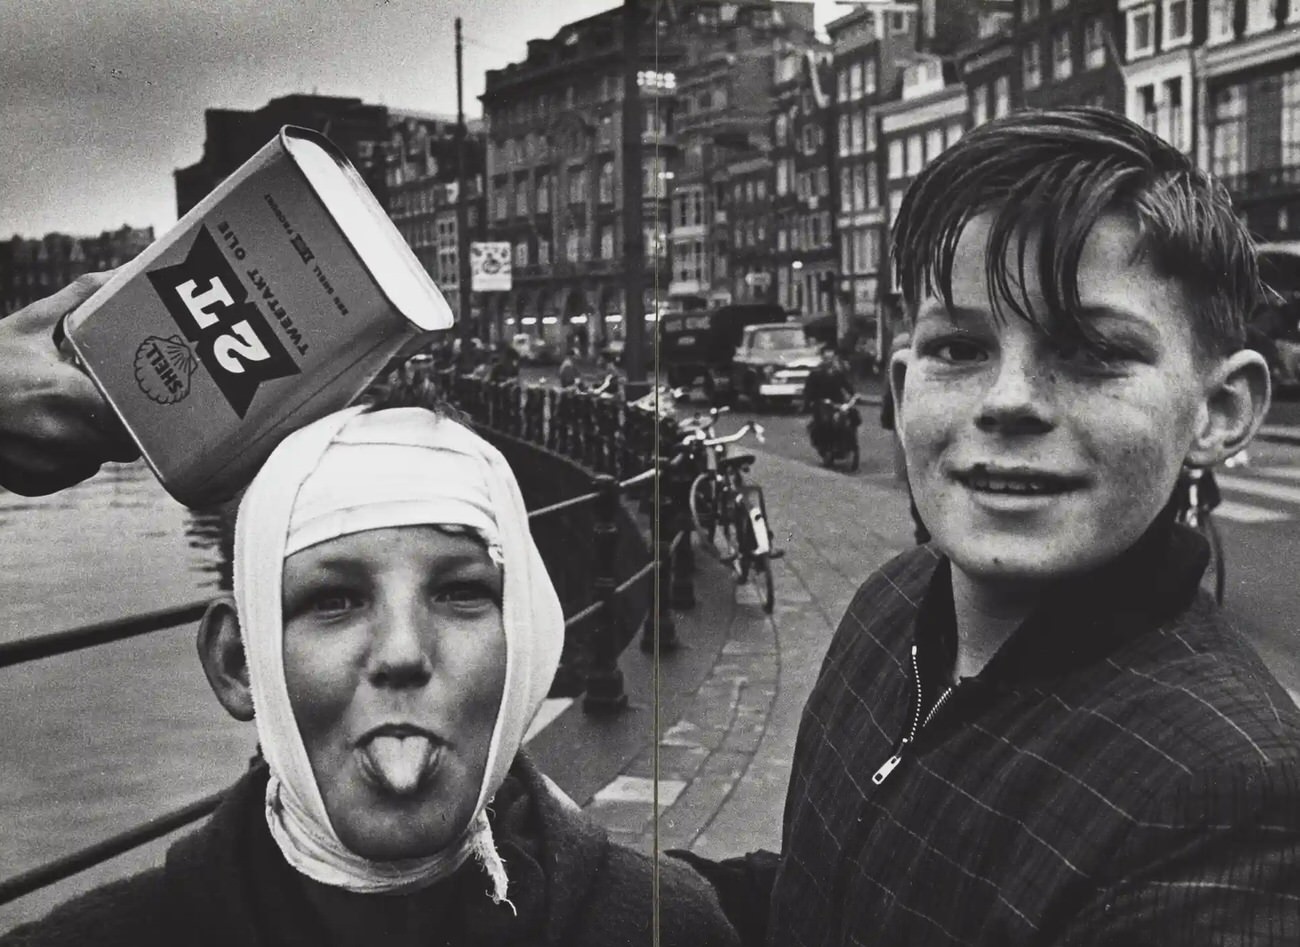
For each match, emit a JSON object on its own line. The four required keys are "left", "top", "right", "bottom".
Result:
{"left": 0, "top": 273, "right": 140, "bottom": 496}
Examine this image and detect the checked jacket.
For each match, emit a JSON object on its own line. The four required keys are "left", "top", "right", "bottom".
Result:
{"left": 769, "top": 521, "right": 1300, "bottom": 945}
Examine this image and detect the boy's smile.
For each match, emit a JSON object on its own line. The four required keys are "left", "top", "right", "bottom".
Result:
{"left": 894, "top": 211, "right": 1210, "bottom": 590}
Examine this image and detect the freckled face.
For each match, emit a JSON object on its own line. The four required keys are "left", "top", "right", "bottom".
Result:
{"left": 894, "top": 212, "right": 1210, "bottom": 587}
{"left": 281, "top": 526, "right": 506, "bottom": 861}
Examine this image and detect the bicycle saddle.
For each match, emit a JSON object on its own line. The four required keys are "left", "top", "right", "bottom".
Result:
{"left": 718, "top": 453, "right": 755, "bottom": 471}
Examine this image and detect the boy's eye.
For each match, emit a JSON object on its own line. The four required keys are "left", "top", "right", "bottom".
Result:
{"left": 303, "top": 589, "right": 365, "bottom": 617}
{"left": 1054, "top": 340, "right": 1131, "bottom": 371}
{"left": 921, "top": 336, "right": 988, "bottom": 364}
{"left": 435, "top": 581, "right": 500, "bottom": 611}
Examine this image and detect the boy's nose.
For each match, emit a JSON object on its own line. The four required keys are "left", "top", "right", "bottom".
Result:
{"left": 367, "top": 600, "right": 434, "bottom": 689}
{"left": 975, "top": 351, "right": 1054, "bottom": 435}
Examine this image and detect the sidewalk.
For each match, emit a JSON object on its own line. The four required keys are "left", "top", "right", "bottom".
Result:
{"left": 528, "top": 446, "right": 918, "bottom": 859}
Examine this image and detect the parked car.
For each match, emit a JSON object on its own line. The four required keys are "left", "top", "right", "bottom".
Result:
{"left": 731, "top": 323, "right": 821, "bottom": 411}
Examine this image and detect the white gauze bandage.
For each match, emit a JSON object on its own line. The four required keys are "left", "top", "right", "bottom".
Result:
{"left": 233, "top": 406, "right": 565, "bottom": 897}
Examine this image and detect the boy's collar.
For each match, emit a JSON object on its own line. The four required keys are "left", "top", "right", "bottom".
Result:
{"left": 915, "top": 511, "right": 1210, "bottom": 691}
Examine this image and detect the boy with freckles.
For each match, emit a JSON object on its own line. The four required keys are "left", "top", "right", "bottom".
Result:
{"left": 681, "top": 108, "right": 1300, "bottom": 945}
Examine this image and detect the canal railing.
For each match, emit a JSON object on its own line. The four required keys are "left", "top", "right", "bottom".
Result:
{"left": 0, "top": 366, "right": 703, "bottom": 910}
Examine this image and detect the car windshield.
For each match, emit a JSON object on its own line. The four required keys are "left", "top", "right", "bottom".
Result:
{"left": 751, "top": 327, "right": 809, "bottom": 351}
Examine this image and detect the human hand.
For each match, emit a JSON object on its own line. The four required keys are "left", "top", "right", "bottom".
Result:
{"left": 0, "top": 272, "right": 141, "bottom": 495}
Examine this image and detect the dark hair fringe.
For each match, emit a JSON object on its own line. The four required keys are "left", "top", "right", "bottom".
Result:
{"left": 891, "top": 107, "right": 1265, "bottom": 358}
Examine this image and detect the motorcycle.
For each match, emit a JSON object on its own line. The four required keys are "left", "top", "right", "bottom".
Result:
{"left": 812, "top": 395, "right": 861, "bottom": 472}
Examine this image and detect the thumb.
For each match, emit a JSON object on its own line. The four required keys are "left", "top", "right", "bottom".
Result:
{"left": 8, "top": 271, "right": 114, "bottom": 337}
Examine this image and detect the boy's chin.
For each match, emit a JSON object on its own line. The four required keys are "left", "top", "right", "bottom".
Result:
{"left": 940, "top": 536, "right": 1123, "bottom": 587}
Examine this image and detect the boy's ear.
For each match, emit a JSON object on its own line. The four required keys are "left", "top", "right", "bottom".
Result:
{"left": 197, "top": 596, "right": 255, "bottom": 722}
{"left": 890, "top": 347, "right": 912, "bottom": 435}
{"left": 1185, "top": 348, "right": 1272, "bottom": 468}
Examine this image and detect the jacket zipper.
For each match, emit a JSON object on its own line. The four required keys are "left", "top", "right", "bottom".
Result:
{"left": 870, "top": 644, "right": 954, "bottom": 786}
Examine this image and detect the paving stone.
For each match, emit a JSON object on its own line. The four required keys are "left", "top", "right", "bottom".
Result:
{"left": 661, "top": 774, "right": 739, "bottom": 840}
{"left": 594, "top": 774, "right": 688, "bottom": 806}
{"left": 699, "top": 749, "right": 752, "bottom": 779}
{"left": 719, "top": 727, "right": 765, "bottom": 755}
{"left": 650, "top": 743, "right": 711, "bottom": 780}
{"left": 660, "top": 719, "right": 706, "bottom": 747}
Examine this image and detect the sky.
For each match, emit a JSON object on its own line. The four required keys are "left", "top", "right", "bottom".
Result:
{"left": 1, "top": 0, "right": 836, "bottom": 240}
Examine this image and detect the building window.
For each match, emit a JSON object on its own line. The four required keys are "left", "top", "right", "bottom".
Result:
{"left": 1246, "top": 0, "right": 1276, "bottom": 35}
{"left": 888, "top": 139, "right": 904, "bottom": 178}
{"left": 852, "top": 165, "right": 867, "bottom": 212}
{"left": 1052, "top": 28, "right": 1073, "bottom": 80}
{"left": 565, "top": 228, "right": 581, "bottom": 262}
{"left": 838, "top": 69, "right": 849, "bottom": 102}
{"left": 973, "top": 84, "right": 990, "bottom": 126}
{"left": 536, "top": 239, "right": 551, "bottom": 267}
{"left": 536, "top": 175, "right": 550, "bottom": 213}
{"left": 850, "top": 63, "right": 863, "bottom": 100}
{"left": 1208, "top": 0, "right": 1234, "bottom": 42}
{"left": 888, "top": 188, "right": 905, "bottom": 230}
{"left": 1051, "top": 0, "right": 1069, "bottom": 9}
{"left": 1283, "top": 68, "right": 1300, "bottom": 167}
{"left": 1127, "top": 6, "right": 1155, "bottom": 58}
{"left": 890, "top": 11, "right": 908, "bottom": 34}
{"left": 1023, "top": 0, "right": 1040, "bottom": 21}
{"left": 906, "top": 134, "right": 924, "bottom": 175}
{"left": 514, "top": 241, "right": 529, "bottom": 267}
{"left": 925, "top": 127, "right": 944, "bottom": 161}
{"left": 1210, "top": 84, "right": 1246, "bottom": 179}
{"left": 994, "top": 76, "right": 1011, "bottom": 117}
{"left": 867, "top": 162, "right": 880, "bottom": 207}
{"left": 600, "top": 225, "right": 615, "bottom": 259}
{"left": 598, "top": 162, "right": 615, "bottom": 204}
{"left": 865, "top": 60, "right": 878, "bottom": 95}
{"left": 568, "top": 168, "right": 588, "bottom": 204}
{"left": 1166, "top": 77, "right": 1185, "bottom": 151}
{"left": 757, "top": 178, "right": 767, "bottom": 200}
{"left": 494, "top": 188, "right": 509, "bottom": 220}
{"left": 842, "top": 232, "right": 854, "bottom": 276}
{"left": 1164, "top": 0, "right": 1189, "bottom": 44}
{"left": 851, "top": 112, "right": 866, "bottom": 153}
{"left": 515, "top": 179, "right": 529, "bottom": 216}
{"left": 1022, "top": 41, "right": 1042, "bottom": 90}
{"left": 775, "top": 114, "right": 790, "bottom": 145}
{"left": 1084, "top": 16, "right": 1107, "bottom": 68}
{"left": 839, "top": 114, "right": 851, "bottom": 156}
{"left": 1139, "top": 84, "right": 1158, "bottom": 134}
{"left": 839, "top": 167, "right": 853, "bottom": 213}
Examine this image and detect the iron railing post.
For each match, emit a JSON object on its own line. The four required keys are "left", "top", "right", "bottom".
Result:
{"left": 671, "top": 457, "right": 696, "bottom": 609}
{"left": 583, "top": 473, "right": 628, "bottom": 713}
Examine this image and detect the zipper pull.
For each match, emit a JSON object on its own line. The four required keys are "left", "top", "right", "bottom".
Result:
{"left": 871, "top": 753, "right": 903, "bottom": 786}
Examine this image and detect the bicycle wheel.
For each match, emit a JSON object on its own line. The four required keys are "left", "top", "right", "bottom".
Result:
{"left": 688, "top": 473, "right": 717, "bottom": 543}
{"left": 715, "top": 486, "right": 737, "bottom": 562}
{"left": 1202, "top": 515, "right": 1226, "bottom": 606}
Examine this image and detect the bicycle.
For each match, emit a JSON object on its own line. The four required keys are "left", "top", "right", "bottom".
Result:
{"left": 1171, "top": 465, "right": 1225, "bottom": 606}
{"left": 682, "top": 420, "right": 777, "bottom": 613}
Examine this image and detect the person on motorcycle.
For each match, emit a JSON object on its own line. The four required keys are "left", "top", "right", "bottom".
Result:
{"left": 802, "top": 344, "right": 858, "bottom": 456}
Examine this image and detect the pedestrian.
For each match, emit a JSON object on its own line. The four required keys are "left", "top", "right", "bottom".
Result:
{"left": 676, "top": 107, "right": 1300, "bottom": 945}
{"left": 557, "top": 349, "right": 578, "bottom": 389}
{"left": 2, "top": 397, "right": 737, "bottom": 947}
{"left": 0, "top": 272, "right": 141, "bottom": 496}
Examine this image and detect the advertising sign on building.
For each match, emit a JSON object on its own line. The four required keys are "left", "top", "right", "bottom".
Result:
{"left": 470, "top": 242, "right": 512, "bottom": 292}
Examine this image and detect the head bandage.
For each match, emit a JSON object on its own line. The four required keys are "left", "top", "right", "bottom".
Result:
{"left": 233, "top": 406, "right": 564, "bottom": 896}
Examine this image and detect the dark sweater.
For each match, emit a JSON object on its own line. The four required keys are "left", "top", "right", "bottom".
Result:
{"left": 773, "top": 521, "right": 1300, "bottom": 945}
{"left": 2, "top": 754, "right": 737, "bottom": 947}
{"left": 681, "top": 521, "right": 1300, "bottom": 945}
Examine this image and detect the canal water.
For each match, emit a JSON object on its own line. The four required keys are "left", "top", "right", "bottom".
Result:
{"left": 0, "top": 463, "right": 255, "bottom": 931}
